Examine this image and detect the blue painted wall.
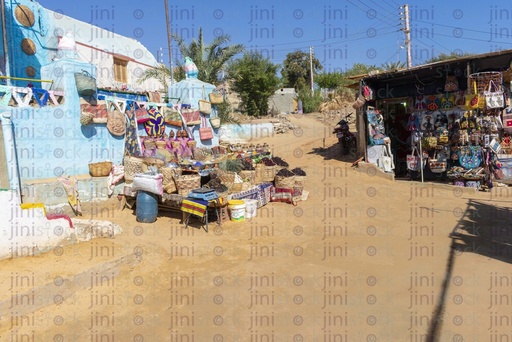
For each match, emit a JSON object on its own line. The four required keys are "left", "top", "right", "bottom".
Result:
{"left": 6, "top": 59, "right": 125, "bottom": 181}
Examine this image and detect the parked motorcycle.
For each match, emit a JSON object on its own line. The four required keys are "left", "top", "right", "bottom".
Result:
{"left": 333, "top": 114, "right": 357, "bottom": 155}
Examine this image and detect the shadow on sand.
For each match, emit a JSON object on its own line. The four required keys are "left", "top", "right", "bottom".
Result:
{"left": 308, "top": 142, "right": 360, "bottom": 163}
{"left": 426, "top": 199, "right": 512, "bottom": 341}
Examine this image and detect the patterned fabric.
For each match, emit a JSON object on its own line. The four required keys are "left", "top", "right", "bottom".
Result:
{"left": 181, "top": 199, "right": 208, "bottom": 218}
{"left": 124, "top": 108, "right": 142, "bottom": 157}
{"left": 144, "top": 107, "right": 165, "bottom": 137}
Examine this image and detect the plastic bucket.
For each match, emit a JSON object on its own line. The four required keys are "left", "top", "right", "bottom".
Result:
{"left": 228, "top": 199, "right": 246, "bottom": 222}
{"left": 136, "top": 190, "right": 159, "bottom": 223}
{"left": 244, "top": 199, "right": 258, "bottom": 219}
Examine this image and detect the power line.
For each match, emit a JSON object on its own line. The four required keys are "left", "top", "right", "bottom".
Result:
{"left": 367, "top": 0, "right": 398, "bottom": 17}
{"left": 346, "top": 0, "right": 397, "bottom": 27}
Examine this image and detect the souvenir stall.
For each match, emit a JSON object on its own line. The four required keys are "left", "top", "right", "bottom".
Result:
{"left": 404, "top": 71, "right": 509, "bottom": 188}
{"left": 359, "top": 50, "right": 512, "bottom": 189}
{"left": 110, "top": 61, "right": 309, "bottom": 229}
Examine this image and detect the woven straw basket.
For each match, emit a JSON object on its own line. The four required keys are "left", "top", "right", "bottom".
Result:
{"left": 215, "top": 169, "right": 236, "bottom": 184}
{"left": 239, "top": 170, "right": 256, "bottom": 184}
{"left": 175, "top": 174, "right": 201, "bottom": 195}
{"left": 255, "top": 164, "right": 277, "bottom": 183}
{"left": 160, "top": 167, "right": 180, "bottom": 193}
{"left": 274, "top": 175, "right": 296, "bottom": 189}
{"left": 294, "top": 175, "right": 306, "bottom": 189}
{"left": 124, "top": 156, "right": 144, "bottom": 182}
{"left": 89, "top": 161, "right": 112, "bottom": 177}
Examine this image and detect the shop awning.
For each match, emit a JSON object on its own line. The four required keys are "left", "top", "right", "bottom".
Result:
{"left": 362, "top": 49, "right": 512, "bottom": 99}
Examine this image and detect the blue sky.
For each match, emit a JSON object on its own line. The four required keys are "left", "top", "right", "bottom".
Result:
{"left": 38, "top": 0, "right": 512, "bottom": 73}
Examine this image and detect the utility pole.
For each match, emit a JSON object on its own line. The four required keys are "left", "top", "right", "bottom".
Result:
{"left": 401, "top": 4, "right": 412, "bottom": 69}
{"left": 309, "top": 46, "right": 314, "bottom": 94}
{"left": 164, "top": 0, "right": 173, "bottom": 84}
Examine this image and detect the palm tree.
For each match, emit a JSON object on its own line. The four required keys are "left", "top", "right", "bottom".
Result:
{"left": 381, "top": 61, "right": 406, "bottom": 72}
{"left": 172, "top": 27, "right": 244, "bottom": 85}
{"left": 137, "top": 63, "right": 172, "bottom": 92}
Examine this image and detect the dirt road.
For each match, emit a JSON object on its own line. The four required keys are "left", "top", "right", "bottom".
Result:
{"left": 1, "top": 113, "right": 511, "bottom": 341}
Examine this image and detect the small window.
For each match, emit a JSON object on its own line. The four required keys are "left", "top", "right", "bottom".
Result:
{"left": 113, "top": 57, "right": 128, "bottom": 83}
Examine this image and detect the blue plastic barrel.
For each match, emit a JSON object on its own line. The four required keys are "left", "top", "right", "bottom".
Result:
{"left": 136, "top": 190, "right": 158, "bottom": 223}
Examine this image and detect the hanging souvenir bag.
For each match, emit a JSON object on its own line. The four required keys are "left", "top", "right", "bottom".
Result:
{"left": 164, "top": 105, "right": 183, "bottom": 126}
{"left": 363, "top": 85, "right": 374, "bottom": 101}
{"left": 144, "top": 107, "right": 165, "bottom": 137}
{"left": 406, "top": 146, "right": 422, "bottom": 171}
{"left": 209, "top": 89, "right": 224, "bottom": 104}
{"left": 352, "top": 94, "right": 365, "bottom": 109}
{"left": 210, "top": 116, "right": 221, "bottom": 129}
{"left": 377, "top": 144, "right": 393, "bottom": 172}
{"left": 426, "top": 95, "right": 440, "bottom": 111}
{"left": 421, "top": 113, "right": 435, "bottom": 131}
{"left": 182, "top": 108, "right": 201, "bottom": 126}
{"left": 199, "top": 115, "right": 214, "bottom": 140}
{"left": 421, "top": 135, "right": 438, "bottom": 150}
{"left": 444, "top": 75, "right": 459, "bottom": 92}
{"left": 465, "top": 82, "right": 479, "bottom": 110}
{"left": 429, "top": 151, "right": 447, "bottom": 173}
{"left": 74, "top": 70, "right": 97, "bottom": 96}
{"left": 459, "top": 146, "right": 482, "bottom": 169}
{"left": 133, "top": 102, "right": 151, "bottom": 123}
{"left": 502, "top": 107, "right": 512, "bottom": 133}
{"left": 106, "top": 106, "right": 126, "bottom": 136}
{"left": 199, "top": 86, "right": 212, "bottom": 115}
{"left": 415, "top": 95, "right": 427, "bottom": 110}
{"left": 484, "top": 80, "right": 505, "bottom": 109}
{"left": 440, "top": 94, "right": 454, "bottom": 110}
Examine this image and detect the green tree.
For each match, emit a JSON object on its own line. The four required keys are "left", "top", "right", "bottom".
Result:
{"left": 281, "top": 51, "right": 322, "bottom": 90}
{"left": 315, "top": 72, "right": 344, "bottom": 90}
{"left": 344, "top": 63, "right": 379, "bottom": 77}
{"left": 173, "top": 27, "right": 245, "bottom": 85}
{"left": 227, "top": 51, "right": 280, "bottom": 117}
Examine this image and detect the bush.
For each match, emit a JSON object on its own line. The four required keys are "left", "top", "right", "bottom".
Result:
{"left": 298, "top": 89, "right": 323, "bottom": 113}
{"left": 216, "top": 98, "right": 240, "bottom": 125}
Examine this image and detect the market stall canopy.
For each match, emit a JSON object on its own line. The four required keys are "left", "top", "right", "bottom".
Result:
{"left": 362, "top": 49, "right": 512, "bottom": 99}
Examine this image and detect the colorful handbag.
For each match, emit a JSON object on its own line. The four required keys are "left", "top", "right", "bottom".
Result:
{"left": 429, "top": 151, "right": 447, "bottom": 173}
{"left": 459, "top": 146, "right": 482, "bottom": 169}
{"left": 484, "top": 80, "right": 504, "bottom": 109}
{"left": 134, "top": 102, "right": 151, "bottom": 123}
{"left": 415, "top": 95, "right": 427, "bottom": 110}
{"left": 406, "top": 146, "right": 422, "bottom": 171}
{"left": 164, "top": 106, "right": 183, "bottom": 126}
{"left": 199, "top": 86, "right": 211, "bottom": 115}
{"left": 465, "top": 82, "right": 480, "bottom": 110}
{"left": 421, "top": 135, "right": 438, "bottom": 150}
{"left": 440, "top": 94, "right": 454, "bottom": 110}
{"left": 426, "top": 95, "right": 440, "bottom": 111}
{"left": 199, "top": 115, "right": 213, "bottom": 140}
{"left": 144, "top": 107, "right": 165, "bottom": 137}
{"left": 182, "top": 109, "right": 201, "bottom": 126}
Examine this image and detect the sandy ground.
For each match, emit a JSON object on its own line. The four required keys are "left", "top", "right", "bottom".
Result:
{"left": 1, "top": 113, "right": 512, "bottom": 341}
